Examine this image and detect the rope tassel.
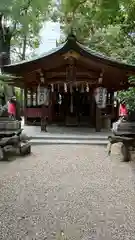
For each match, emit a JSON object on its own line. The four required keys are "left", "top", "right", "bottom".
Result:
{"left": 86, "top": 83, "right": 89, "bottom": 92}
{"left": 51, "top": 84, "right": 54, "bottom": 92}
{"left": 64, "top": 83, "right": 67, "bottom": 92}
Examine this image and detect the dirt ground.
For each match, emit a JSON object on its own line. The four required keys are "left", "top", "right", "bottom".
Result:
{"left": 0, "top": 145, "right": 135, "bottom": 240}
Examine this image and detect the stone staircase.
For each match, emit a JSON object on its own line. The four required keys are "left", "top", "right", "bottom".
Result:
{"left": 29, "top": 133, "right": 108, "bottom": 145}
{"left": 22, "top": 123, "right": 110, "bottom": 146}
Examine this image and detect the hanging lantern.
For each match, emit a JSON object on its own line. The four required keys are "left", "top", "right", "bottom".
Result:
{"left": 94, "top": 87, "right": 107, "bottom": 108}
{"left": 37, "top": 85, "right": 44, "bottom": 105}
{"left": 37, "top": 85, "right": 50, "bottom": 106}
{"left": 86, "top": 83, "right": 89, "bottom": 92}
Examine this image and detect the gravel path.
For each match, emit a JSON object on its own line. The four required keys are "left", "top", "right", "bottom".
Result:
{"left": 0, "top": 145, "right": 135, "bottom": 240}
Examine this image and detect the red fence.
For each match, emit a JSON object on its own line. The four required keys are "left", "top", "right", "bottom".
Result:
{"left": 24, "top": 108, "right": 42, "bottom": 118}
{"left": 24, "top": 107, "right": 52, "bottom": 121}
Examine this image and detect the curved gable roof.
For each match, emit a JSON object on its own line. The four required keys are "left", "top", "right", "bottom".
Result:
{"left": 3, "top": 34, "right": 135, "bottom": 73}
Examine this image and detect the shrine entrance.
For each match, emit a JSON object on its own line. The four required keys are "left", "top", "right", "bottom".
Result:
{"left": 52, "top": 86, "right": 96, "bottom": 127}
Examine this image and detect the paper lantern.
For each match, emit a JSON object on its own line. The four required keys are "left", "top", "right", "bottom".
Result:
{"left": 94, "top": 87, "right": 107, "bottom": 108}
{"left": 37, "top": 85, "right": 49, "bottom": 106}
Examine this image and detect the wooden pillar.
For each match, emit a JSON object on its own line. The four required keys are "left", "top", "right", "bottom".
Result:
{"left": 110, "top": 91, "right": 114, "bottom": 122}
{"left": 49, "top": 88, "right": 53, "bottom": 122}
{"left": 30, "top": 88, "right": 33, "bottom": 106}
{"left": 20, "top": 89, "right": 23, "bottom": 108}
{"left": 36, "top": 87, "right": 38, "bottom": 105}
{"left": 24, "top": 87, "right": 27, "bottom": 125}
{"left": 70, "top": 84, "right": 73, "bottom": 113}
{"left": 20, "top": 88, "right": 24, "bottom": 116}
{"left": 90, "top": 93, "right": 95, "bottom": 127}
{"left": 95, "top": 104, "right": 102, "bottom": 132}
{"left": 40, "top": 85, "right": 50, "bottom": 131}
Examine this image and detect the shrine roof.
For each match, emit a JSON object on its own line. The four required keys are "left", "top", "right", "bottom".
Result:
{"left": 3, "top": 34, "right": 135, "bottom": 74}
{"left": 7, "top": 43, "right": 66, "bottom": 67}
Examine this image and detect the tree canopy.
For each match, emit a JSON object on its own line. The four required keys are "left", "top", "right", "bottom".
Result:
{"left": 54, "top": 0, "right": 135, "bottom": 63}
{"left": 51, "top": 0, "right": 135, "bottom": 110}
{"left": 0, "top": 0, "right": 52, "bottom": 62}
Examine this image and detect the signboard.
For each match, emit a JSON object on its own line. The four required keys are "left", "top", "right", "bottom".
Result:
{"left": 37, "top": 85, "right": 50, "bottom": 106}
{"left": 94, "top": 87, "right": 107, "bottom": 108}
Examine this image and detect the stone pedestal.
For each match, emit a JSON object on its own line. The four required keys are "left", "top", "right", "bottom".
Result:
{"left": 0, "top": 117, "right": 31, "bottom": 161}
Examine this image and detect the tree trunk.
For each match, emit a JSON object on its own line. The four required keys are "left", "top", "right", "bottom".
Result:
{"left": 0, "top": 15, "right": 12, "bottom": 65}
{"left": 19, "top": 35, "right": 27, "bottom": 110}
{"left": 0, "top": 16, "right": 15, "bottom": 101}
{"left": 0, "top": 35, "right": 11, "bottom": 65}
{"left": 0, "top": 36, "right": 11, "bottom": 64}
{"left": 21, "top": 35, "right": 27, "bottom": 61}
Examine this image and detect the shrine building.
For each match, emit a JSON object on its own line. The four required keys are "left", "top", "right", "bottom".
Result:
{"left": 3, "top": 34, "right": 135, "bottom": 131}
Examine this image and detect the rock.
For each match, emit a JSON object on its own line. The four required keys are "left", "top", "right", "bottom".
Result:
{"left": 128, "top": 147, "right": 135, "bottom": 161}
{"left": 20, "top": 133, "right": 30, "bottom": 142}
{"left": 0, "top": 120, "right": 21, "bottom": 131}
{"left": 0, "top": 136, "right": 19, "bottom": 147}
{"left": 20, "top": 142, "right": 31, "bottom": 156}
{"left": 0, "top": 147, "right": 4, "bottom": 160}
{"left": 110, "top": 142, "right": 130, "bottom": 162}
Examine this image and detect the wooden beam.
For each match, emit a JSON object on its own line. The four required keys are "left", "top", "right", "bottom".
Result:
{"left": 76, "top": 61, "right": 101, "bottom": 74}
{"left": 45, "top": 71, "right": 99, "bottom": 79}
{"left": 22, "top": 76, "right": 98, "bottom": 85}
{"left": 20, "top": 64, "right": 99, "bottom": 79}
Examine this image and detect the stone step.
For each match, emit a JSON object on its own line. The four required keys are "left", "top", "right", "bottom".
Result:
{"left": 30, "top": 139, "right": 108, "bottom": 145}
{"left": 30, "top": 134, "right": 109, "bottom": 141}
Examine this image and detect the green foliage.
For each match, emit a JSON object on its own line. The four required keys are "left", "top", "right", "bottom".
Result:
{"left": 0, "top": 0, "right": 51, "bottom": 32}
{"left": 117, "top": 76, "right": 135, "bottom": 111}
{"left": 53, "top": 0, "right": 135, "bottom": 111}
{"left": 15, "top": 87, "right": 23, "bottom": 103}
{"left": 118, "top": 87, "right": 135, "bottom": 111}
{"left": 0, "top": 0, "right": 52, "bottom": 61}
{"left": 0, "top": 73, "right": 19, "bottom": 82}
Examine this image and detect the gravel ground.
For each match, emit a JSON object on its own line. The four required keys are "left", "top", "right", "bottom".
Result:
{"left": 0, "top": 145, "right": 135, "bottom": 240}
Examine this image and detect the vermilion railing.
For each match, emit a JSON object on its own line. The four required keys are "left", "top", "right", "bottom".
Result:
{"left": 23, "top": 107, "right": 52, "bottom": 121}
{"left": 24, "top": 108, "right": 42, "bottom": 118}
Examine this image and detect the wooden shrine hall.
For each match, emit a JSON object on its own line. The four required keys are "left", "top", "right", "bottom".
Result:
{"left": 3, "top": 34, "right": 135, "bottom": 131}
